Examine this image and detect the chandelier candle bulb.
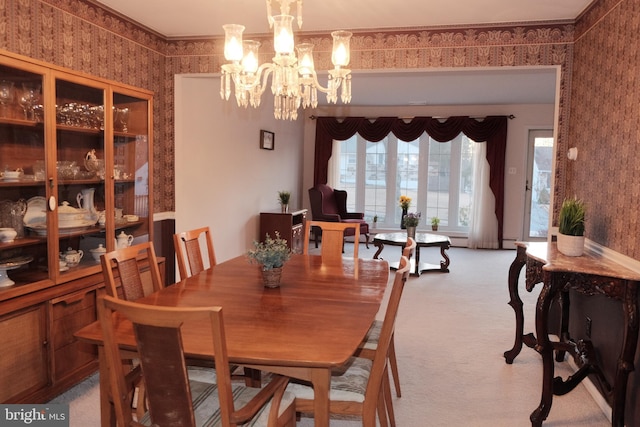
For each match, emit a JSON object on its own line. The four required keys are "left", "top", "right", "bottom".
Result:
{"left": 223, "top": 24, "right": 244, "bottom": 61}
{"left": 331, "top": 31, "right": 352, "bottom": 67}
{"left": 242, "top": 41, "right": 260, "bottom": 73}
{"left": 273, "top": 15, "right": 294, "bottom": 55}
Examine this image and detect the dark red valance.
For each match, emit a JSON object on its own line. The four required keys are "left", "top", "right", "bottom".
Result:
{"left": 313, "top": 116, "right": 508, "bottom": 247}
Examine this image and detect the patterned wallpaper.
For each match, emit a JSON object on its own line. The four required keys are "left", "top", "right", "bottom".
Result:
{"left": 569, "top": 0, "right": 640, "bottom": 258}
{"left": 1, "top": 0, "right": 580, "bottom": 236}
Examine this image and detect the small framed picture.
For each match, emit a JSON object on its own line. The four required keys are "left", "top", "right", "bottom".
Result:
{"left": 260, "top": 130, "right": 275, "bottom": 150}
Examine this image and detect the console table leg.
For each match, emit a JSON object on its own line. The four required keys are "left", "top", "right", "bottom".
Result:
{"left": 440, "top": 244, "right": 450, "bottom": 272}
{"left": 373, "top": 241, "right": 384, "bottom": 259}
{"left": 530, "top": 274, "right": 557, "bottom": 426}
{"left": 612, "top": 283, "right": 639, "bottom": 427}
{"left": 504, "top": 245, "right": 527, "bottom": 364}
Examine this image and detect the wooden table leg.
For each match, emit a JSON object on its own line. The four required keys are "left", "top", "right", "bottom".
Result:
{"left": 504, "top": 245, "right": 527, "bottom": 363}
{"left": 310, "top": 368, "right": 331, "bottom": 427}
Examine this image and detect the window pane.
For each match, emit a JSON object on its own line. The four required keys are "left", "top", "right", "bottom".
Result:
{"left": 396, "top": 139, "right": 419, "bottom": 223}
{"left": 428, "top": 139, "right": 450, "bottom": 225}
{"left": 365, "top": 139, "right": 387, "bottom": 222}
{"left": 458, "top": 136, "right": 474, "bottom": 227}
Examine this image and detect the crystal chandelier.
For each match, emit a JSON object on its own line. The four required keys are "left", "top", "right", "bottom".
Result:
{"left": 220, "top": 0, "right": 352, "bottom": 120}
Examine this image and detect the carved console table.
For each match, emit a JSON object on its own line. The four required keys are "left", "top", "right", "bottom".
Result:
{"left": 504, "top": 241, "right": 639, "bottom": 427}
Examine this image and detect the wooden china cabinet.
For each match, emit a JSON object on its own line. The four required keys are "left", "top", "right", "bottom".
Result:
{"left": 0, "top": 50, "right": 154, "bottom": 403}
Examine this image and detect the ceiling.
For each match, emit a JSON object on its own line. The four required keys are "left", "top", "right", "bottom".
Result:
{"left": 93, "top": 0, "right": 592, "bottom": 106}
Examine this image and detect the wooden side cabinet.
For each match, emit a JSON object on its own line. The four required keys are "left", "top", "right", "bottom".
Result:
{"left": 260, "top": 209, "right": 307, "bottom": 254}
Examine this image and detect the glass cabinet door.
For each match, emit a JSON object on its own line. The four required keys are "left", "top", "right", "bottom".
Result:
{"left": 0, "top": 63, "right": 49, "bottom": 289}
{"left": 54, "top": 77, "right": 106, "bottom": 276}
{"left": 111, "top": 90, "right": 151, "bottom": 246}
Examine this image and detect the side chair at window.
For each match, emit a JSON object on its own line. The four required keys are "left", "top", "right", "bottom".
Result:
{"left": 286, "top": 256, "right": 411, "bottom": 427}
{"left": 308, "top": 184, "right": 370, "bottom": 249}
{"left": 173, "top": 226, "right": 217, "bottom": 280}
{"left": 98, "top": 295, "right": 297, "bottom": 427}
{"left": 303, "top": 220, "right": 360, "bottom": 263}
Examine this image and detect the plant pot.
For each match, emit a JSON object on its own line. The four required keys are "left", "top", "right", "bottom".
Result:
{"left": 431, "top": 225, "right": 438, "bottom": 231}
{"left": 406, "top": 226, "right": 416, "bottom": 239}
{"left": 557, "top": 233, "right": 585, "bottom": 257}
{"left": 262, "top": 267, "right": 283, "bottom": 288}
{"left": 281, "top": 204, "right": 289, "bottom": 213}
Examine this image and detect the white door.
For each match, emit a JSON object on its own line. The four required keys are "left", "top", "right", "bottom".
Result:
{"left": 524, "top": 129, "right": 554, "bottom": 240}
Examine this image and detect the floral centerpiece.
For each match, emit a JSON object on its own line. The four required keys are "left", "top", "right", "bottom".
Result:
{"left": 404, "top": 212, "right": 421, "bottom": 227}
{"left": 247, "top": 232, "right": 291, "bottom": 287}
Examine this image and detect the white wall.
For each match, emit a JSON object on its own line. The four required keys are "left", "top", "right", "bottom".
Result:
{"left": 174, "top": 75, "right": 304, "bottom": 264}
{"left": 173, "top": 75, "right": 555, "bottom": 260}
{"left": 302, "top": 103, "right": 556, "bottom": 247}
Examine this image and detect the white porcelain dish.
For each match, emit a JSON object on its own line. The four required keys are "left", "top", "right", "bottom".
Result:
{"left": 23, "top": 196, "right": 47, "bottom": 227}
{"left": 27, "top": 219, "right": 96, "bottom": 236}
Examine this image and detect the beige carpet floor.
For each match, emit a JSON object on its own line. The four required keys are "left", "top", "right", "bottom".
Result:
{"left": 50, "top": 244, "right": 611, "bottom": 426}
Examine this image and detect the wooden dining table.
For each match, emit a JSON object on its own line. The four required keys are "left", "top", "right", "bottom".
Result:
{"left": 75, "top": 254, "right": 390, "bottom": 427}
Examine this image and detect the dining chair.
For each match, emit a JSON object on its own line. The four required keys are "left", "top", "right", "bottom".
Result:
{"left": 350, "top": 238, "right": 415, "bottom": 427}
{"left": 173, "top": 226, "right": 217, "bottom": 280}
{"left": 286, "top": 256, "right": 411, "bottom": 427}
{"left": 99, "top": 241, "right": 165, "bottom": 417}
{"left": 303, "top": 220, "right": 360, "bottom": 262}
{"left": 100, "top": 241, "right": 164, "bottom": 301}
{"left": 173, "top": 226, "right": 262, "bottom": 387}
{"left": 97, "top": 295, "right": 297, "bottom": 427}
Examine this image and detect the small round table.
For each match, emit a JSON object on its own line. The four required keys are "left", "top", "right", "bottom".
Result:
{"left": 373, "top": 232, "right": 451, "bottom": 276}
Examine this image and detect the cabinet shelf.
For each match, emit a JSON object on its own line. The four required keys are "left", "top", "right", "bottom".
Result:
{"left": 0, "top": 179, "right": 46, "bottom": 187}
{"left": 0, "top": 236, "right": 44, "bottom": 250}
{"left": 56, "top": 124, "right": 103, "bottom": 135}
{"left": 0, "top": 116, "right": 42, "bottom": 128}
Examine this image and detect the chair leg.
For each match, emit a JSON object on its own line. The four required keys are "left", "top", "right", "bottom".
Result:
{"left": 376, "top": 372, "right": 390, "bottom": 427}
{"left": 313, "top": 229, "right": 319, "bottom": 248}
{"left": 383, "top": 365, "right": 396, "bottom": 427}
{"left": 365, "top": 233, "right": 370, "bottom": 249}
{"left": 388, "top": 334, "right": 401, "bottom": 397}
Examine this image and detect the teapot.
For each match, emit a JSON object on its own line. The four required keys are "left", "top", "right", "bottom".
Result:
{"left": 62, "top": 247, "right": 84, "bottom": 267}
{"left": 116, "top": 231, "right": 134, "bottom": 249}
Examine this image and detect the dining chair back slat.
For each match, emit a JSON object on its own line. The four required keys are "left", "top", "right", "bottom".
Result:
{"left": 100, "top": 242, "right": 164, "bottom": 301}
{"left": 303, "top": 220, "right": 360, "bottom": 262}
{"left": 174, "top": 226, "right": 217, "bottom": 280}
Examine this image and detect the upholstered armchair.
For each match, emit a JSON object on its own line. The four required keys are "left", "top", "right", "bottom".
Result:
{"left": 308, "top": 184, "right": 370, "bottom": 248}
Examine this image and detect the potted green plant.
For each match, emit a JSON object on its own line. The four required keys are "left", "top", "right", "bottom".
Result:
{"left": 278, "top": 190, "right": 291, "bottom": 213}
{"left": 373, "top": 215, "right": 378, "bottom": 229}
{"left": 557, "top": 196, "right": 585, "bottom": 256}
{"left": 247, "top": 232, "right": 291, "bottom": 287}
{"left": 431, "top": 216, "right": 440, "bottom": 231}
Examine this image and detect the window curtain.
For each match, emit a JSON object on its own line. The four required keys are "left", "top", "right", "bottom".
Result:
{"left": 468, "top": 142, "right": 499, "bottom": 249}
{"left": 314, "top": 116, "right": 507, "bottom": 248}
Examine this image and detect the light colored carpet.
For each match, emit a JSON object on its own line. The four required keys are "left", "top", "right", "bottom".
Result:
{"left": 50, "top": 245, "right": 610, "bottom": 426}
